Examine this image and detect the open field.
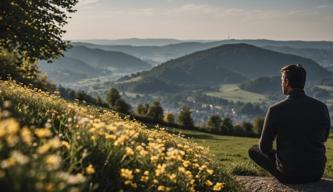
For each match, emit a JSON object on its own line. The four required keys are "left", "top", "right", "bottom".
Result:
{"left": 168, "top": 128, "right": 333, "bottom": 179}
{"left": 206, "top": 84, "right": 268, "bottom": 103}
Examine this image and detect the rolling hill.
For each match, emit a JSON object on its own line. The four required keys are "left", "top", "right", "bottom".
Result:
{"left": 39, "top": 45, "right": 153, "bottom": 84}
{"left": 74, "top": 38, "right": 185, "bottom": 46}
{"left": 74, "top": 39, "right": 333, "bottom": 66}
{"left": 64, "top": 46, "right": 151, "bottom": 73}
{"left": 39, "top": 56, "right": 105, "bottom": 83}
{"left": 118, "top": 44, "right": 331, "bottom": 93}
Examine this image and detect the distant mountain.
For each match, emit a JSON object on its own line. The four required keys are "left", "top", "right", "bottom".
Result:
{"left": 264, "top": 46, "right": 333, "bottom": 67}
{"left": 39, "top": 56, "right": 104, "bottom": 83}
{"left": 73, "top": 39, "right": 333, "bottom": 66}
{"left": 65, "top": 46, "right": 151, "bottom": 73}
{"left": 118, "top": 44, "right": 331, "bottom": 93}
{"left": 73, "top": 38, "right": 185, "bottom": 46}
{"left": 72, "top": 42, "right": 224, "bottom": 65}
{"left": 39, "top": 45, "right": 152, "bottom": 84}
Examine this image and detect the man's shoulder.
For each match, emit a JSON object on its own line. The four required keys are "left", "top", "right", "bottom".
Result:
{"left": 269, "top": 98, "right": 289, "bottom": 111}
{"left": 305, "top": 95, "right": 327, "bottom": 107}
{"left": 269, "top": 95, "right": 328, "bottom": 111}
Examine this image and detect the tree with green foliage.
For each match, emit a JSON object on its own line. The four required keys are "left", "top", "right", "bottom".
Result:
{"left": 233, "top": 124, "right": 245, "bottom": 135}
{"left": 207, "top": 115, "right": 222, "bottom": 132}
{"left": 221, "top": 118, "right": 233, "bottom": 134}
{"left": 106, "top": 88, "right": 131, "bottom": 114}
{"left": 0, "top": 0, "right": 78, "bottom": 91}
{"left": 177, "top": 106, "right": 194, "bottom": 129}
{"left": 113, "top": 99, "right": 131, "bottom": 114}
{"left": 136, "top": 104, "right": 149, "bottom": 116}
{"left": 0, "top": 0, "right": 78, "bottom": 62}
{"left": 146, "top": 101, "right": 164, "bottom": 122}
{"left": 95, "top": 95, "right": 104, "bottom": 106}
{"left": 106, "top": 88, "right": 121, "bottom": 107}
{"left": 253, "top": 116, "right": 265, "bottom": 136}
{"left": 242, "top": 122, "right": 254, "bottom": 134}
{"left": 164, "top": 113, "right": 175, "bottom": 124}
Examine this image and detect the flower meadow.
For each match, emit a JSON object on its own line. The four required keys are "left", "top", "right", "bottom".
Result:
{"left": 0, "top": 80, "right": 243, "bottom": 192}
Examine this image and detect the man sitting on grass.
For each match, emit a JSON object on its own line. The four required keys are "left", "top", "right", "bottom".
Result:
{"left": 248, "top": 64, "right": 331, "bottom": 184}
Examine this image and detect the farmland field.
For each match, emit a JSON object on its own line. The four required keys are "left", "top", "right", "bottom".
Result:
{"left": 206, "top": 84, "right": 268, "bottom": 103}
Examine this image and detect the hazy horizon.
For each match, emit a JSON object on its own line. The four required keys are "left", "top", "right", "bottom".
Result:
{"left": 68, "top": 37, "right": 333, "bottom": 42}
{"left": 64, "top": 0, "right": 333, "bottom": 41}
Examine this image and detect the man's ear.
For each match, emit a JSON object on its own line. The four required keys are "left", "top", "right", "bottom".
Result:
{"left": 285, "top": 78, "right": 289, "bottom": 87}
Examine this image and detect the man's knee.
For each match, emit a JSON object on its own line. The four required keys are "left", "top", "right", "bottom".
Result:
{"left": 248, "top": 144, "right": 260, "bottom": 159}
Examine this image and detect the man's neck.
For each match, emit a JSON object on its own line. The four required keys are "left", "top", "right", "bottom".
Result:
{"left": 287, "top": 88, "right": 305, "bottom": 97}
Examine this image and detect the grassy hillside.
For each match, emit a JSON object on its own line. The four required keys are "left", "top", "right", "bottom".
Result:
{"left": 206, "top": 84, "right": 268, "bottom": 103}
{"left": 169, "top": 129, "right": 333, "bottom": 179}
{"left": 0, "top": 80, "right": 242, "bottom": 191}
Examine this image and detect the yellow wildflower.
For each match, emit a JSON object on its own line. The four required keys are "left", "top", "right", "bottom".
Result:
{"left": 205, "top": 179, "right": 213, "bottom": 187}
{"left": 37, "top": 143, "right": 51, "bottom": 154}
{"left": 35, "top": 128, "right": 52, "bottom": 138}
{"left": 124, "top": 180, "right": 137, "bottom": 188}
{"left": 45, "top": 154, "right": 61, "bottom": 170}
{"left": 10, "top": 150, "right": 29, "bottom": 165}
{"left": 0, "top": 118, "right": 19, "bottom": 138}
{"left": 183, "top": 160, "right": 190, "bottom": 168}
{"left": 207, "top": 169, "right": 214, "bottom": 175}
{"left": 178, "top": 166, "right": 186, "bottom": 173}
{"left": 85, "top": 164, "right": 95, "bottom": 175}
{"left": 6, "top": 135, "right": 18, "bottom": 147}
{"left": 125, "top": 147, "right": 134, "bottom": 156}
{"left": 1, "top": 157, "right": 16, "bottom": 168}
{"left": 48, "top": 138, "right": 61, "bottom": 148}
{"left": 213, "top": 182, "right": 224, "bottom": 191}
{"left": 140, "top": 175, "right": 149, "bottom": 182}
{"left": 155, "top": 164, "right": 166, "bottom": 176}
{"left": 20, "top": 127, "right": 33, "bottom": 145}
{"left": 157, "top": 185, "right": 166, "bottom": 191}
{"left": 151, "top": 155, "right": 159, "bottom": 162}
{"left": 120, "top": 168, "right": 133, "bottom": 180}
{"left": 61, "top": 141, "right": 70, "bottom": 150}
{"left": 169, "top": 173, "right": 176, "bottom": 183}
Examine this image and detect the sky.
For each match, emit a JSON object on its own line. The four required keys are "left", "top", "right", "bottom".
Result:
{"left": 64, "top": 0, "right": 333, "bottom": 41}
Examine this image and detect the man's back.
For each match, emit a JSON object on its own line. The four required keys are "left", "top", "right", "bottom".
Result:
{"left": 262, "top": 89, "right": 331, "bottom": 176}
{"left": 250, "top": 64, "right": 331, "bottom": 184}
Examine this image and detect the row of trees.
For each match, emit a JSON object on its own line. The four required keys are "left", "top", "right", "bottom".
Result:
{"left": 104, "top": 87, "right": 265, "bottom": 137}
{"left": 206, "top": 116, "right": 264, "bottom": 137}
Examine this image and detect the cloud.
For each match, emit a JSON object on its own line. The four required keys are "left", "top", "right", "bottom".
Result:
{"left": 165, "top": 3, "right": 221, "bottom": 15}
{"left": 317, "top": 4, "right": 333, "bottom": 9}
{"left": 77, "top": 0, "right": 100, "bottom": 8}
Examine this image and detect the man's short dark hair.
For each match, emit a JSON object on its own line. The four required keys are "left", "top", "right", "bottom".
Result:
{"left": 281, "top": 64, "right": 306, "bottom": 89}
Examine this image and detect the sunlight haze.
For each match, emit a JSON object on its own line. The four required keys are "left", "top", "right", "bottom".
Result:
{"left": 64, "top": 0, "right": 333, "bottom": 41}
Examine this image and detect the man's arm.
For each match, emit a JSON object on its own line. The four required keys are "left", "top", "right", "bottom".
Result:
{"left": 259, "top": 107, "right": 277, "bottom": 155}
{"left": 323, "top": 105, "right": 331, "bottom": 142}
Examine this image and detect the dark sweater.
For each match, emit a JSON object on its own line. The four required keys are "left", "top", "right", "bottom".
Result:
{"left": 259, "top": 89, "right": 331, "bottom": 176}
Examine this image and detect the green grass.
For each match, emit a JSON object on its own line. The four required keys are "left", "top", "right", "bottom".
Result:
{"left": 169, "top": 128, "right": 333, "bottom": 179}
{"left": 206, "top": 84, "right": 267, "bottom": 103}
{"left": 117, "top": 76, "right": 143, "bottom": 84}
